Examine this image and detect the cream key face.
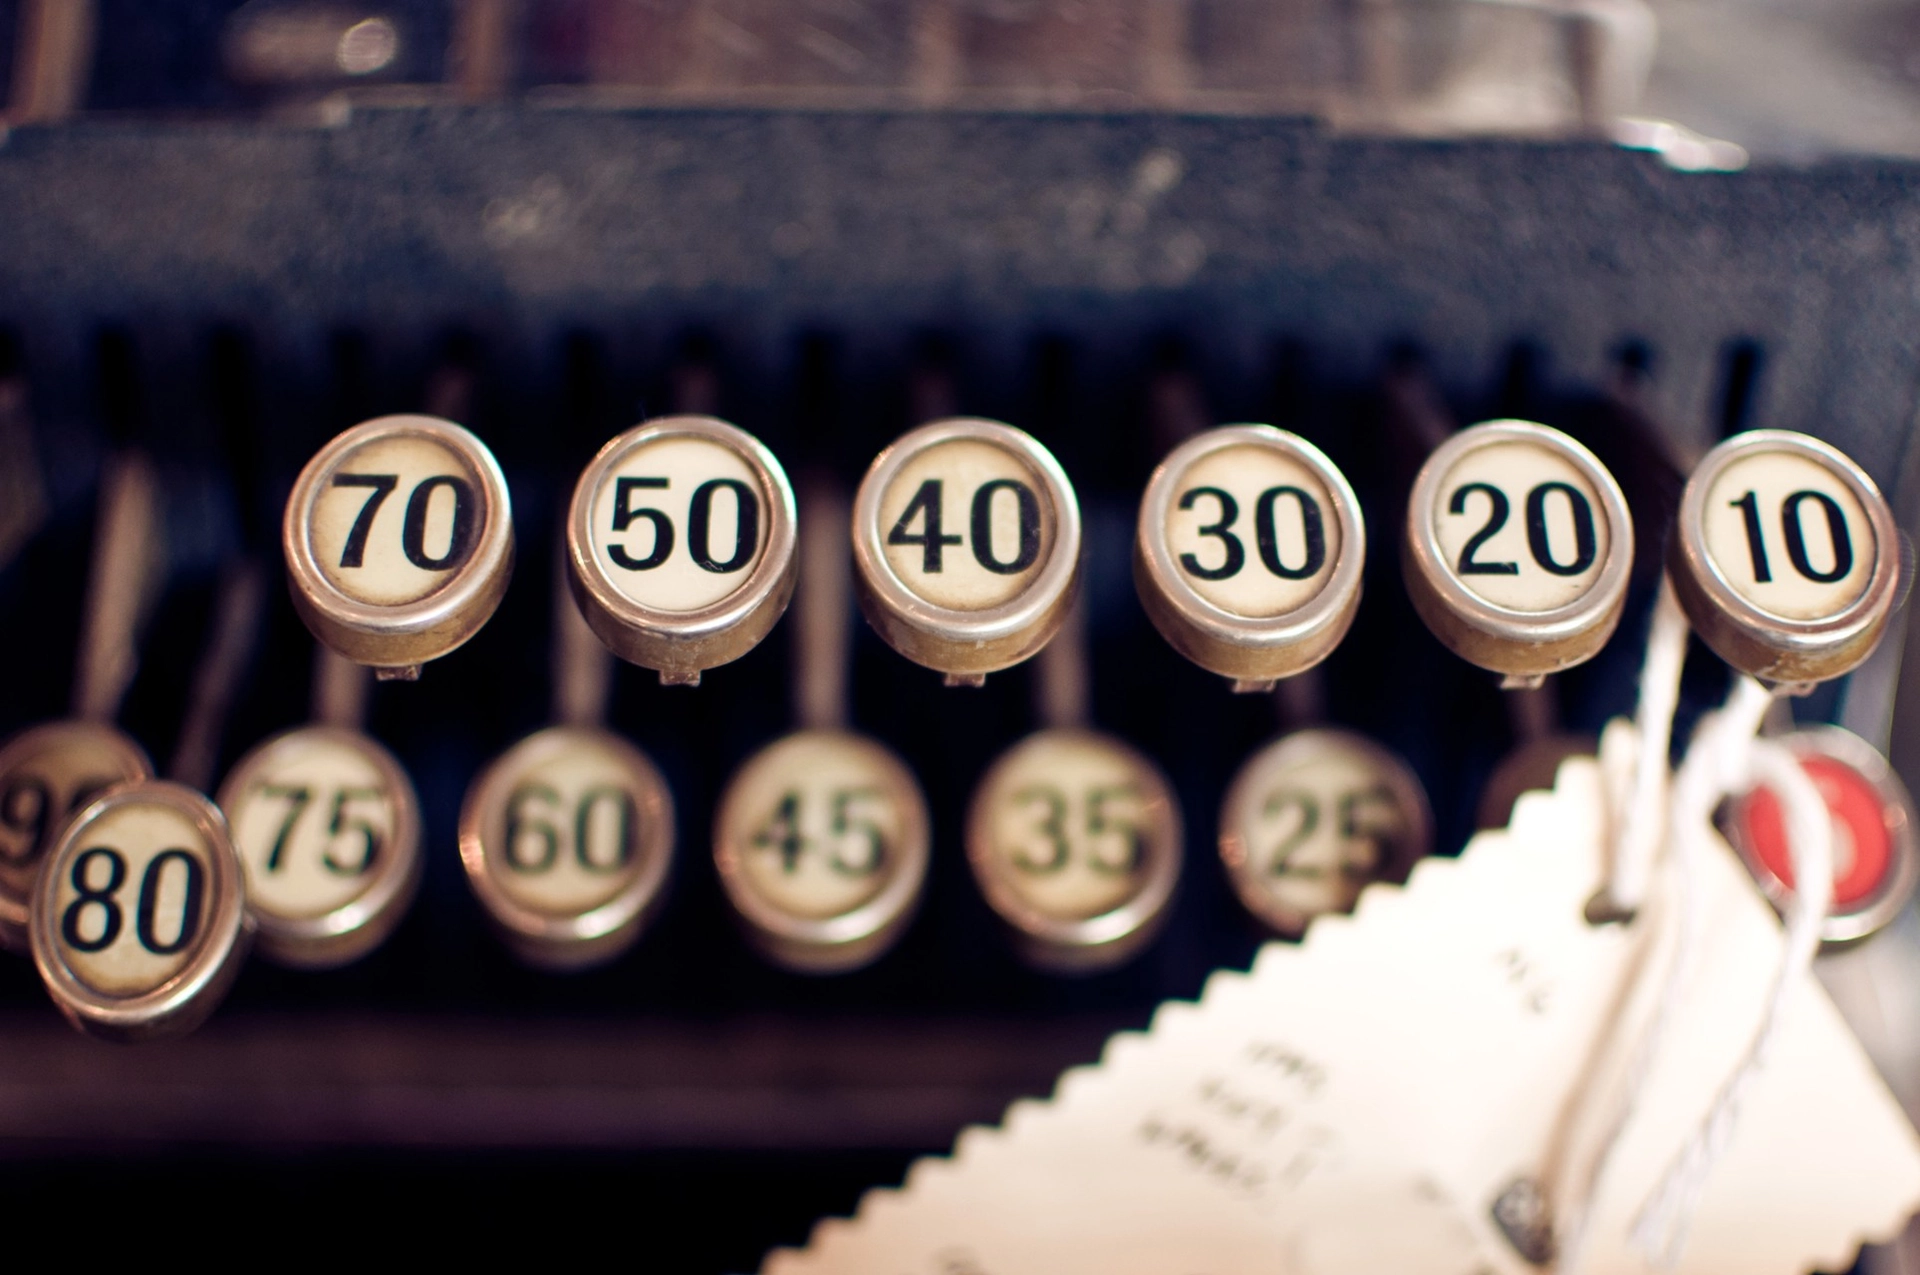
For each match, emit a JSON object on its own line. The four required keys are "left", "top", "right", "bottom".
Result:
{"left": 218, "top": 726, "right": 420, "bottom": 963}
{"left": 879, "top": 438, "right": 1055, "bottom": 611}
{"left": 714, "top": 731, "right": 929, "bottom": 967}
{"left": 1164, "top": 442, "right": 1342, "bottom": 616}
{"left": 285, "top": 415, "right": 515, "bottom": 672}
{"left": 311, "top": 432, "right": 489, "bottom": 606}
{"left": 854, "top": 419, "right": 1081, "bottom": 679}
{"left": 1219, "top": 729, "right": 1432, "bottom": 935}
{"left": 1136, "top": 426, "right": 1365, "bottom": 685}
{"left": 0, "top": 722, "right": 151, "bottom": 943}
{"left": 588, "top": 434, "right": 769, "bottom": 613}
{"left": 1671, "top": 431, "right": 1898, "bottom": 685}
{"left": 568, "top": 417, "right": 797, "bottom": 681}
{"left": 459, "top": 727, "right": 674, "bottom": 965}
{"left": 32, "top": 781, "right": 247, "bottom": 1040}
{"left": 1405, "top": 420, "right": 1632, "bottom": 679}
{"left": 1430, "top": 439, "right": 1612, "bottom": 613}
{"left": 1700, "top": 450, "right": 1875, "bottom": 621}
{"left": 967, "top": 729, "right": 1180, "bottom": 958}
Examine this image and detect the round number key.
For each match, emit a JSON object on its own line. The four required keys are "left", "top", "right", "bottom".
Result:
{"left": 1405, "top": 420, "right": 1633, "bottom": 683}
{"left": 284, "top": 415, "right": 514, "bottom": 679}
{"left": 854, "top": 418, "right": 1081, "bottom": 685}
{"left": 568, "top": 416, "right": 797, "bottom": 686}
{"left": 0, "top": 722, "right": 151, "bottom": 951}
{"left": 714, "top": 730, "right": 930, "bottom": 972}
{"left": 1219, "top": 729, "right": 1432, "bottom": 936}
{"left": 31, "top": 781, "right": 249, "bottom": 1041}
{"left": 217, "top": 725, "right": 422, "bottom": 969}
{"left": 1726, "top": 727, "right": 1917, "bottom": 945}
{"left": 1135, "top": 425, "right": 1365, "bottom": 689}
{"left": 1671, "top": 431, "right": 1900, "bottom": 687}
{"left": 459, "top": 726, "right": 674, "bottom": 970}
{"left": 966, "top": 729, "right": 1181, "bottom": 971}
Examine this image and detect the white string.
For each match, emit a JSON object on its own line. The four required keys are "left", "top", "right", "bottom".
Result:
{"left": 1629, "top": 727, "right": 1833, "bottom": 1265}
{"left": 1603, "top": 580, "right": 1688, "bottom": 917}
{"left": 1550, "top": 585, "right": 1694, "bottom": 1274}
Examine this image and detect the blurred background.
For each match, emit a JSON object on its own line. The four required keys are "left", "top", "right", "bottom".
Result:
{"left": 1, "top": 2, "right": 1919, "bottom": 1271}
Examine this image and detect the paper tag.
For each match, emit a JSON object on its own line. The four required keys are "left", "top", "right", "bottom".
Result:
{"left": 765, "top": 735, "right": 1920, "bottom": 1275}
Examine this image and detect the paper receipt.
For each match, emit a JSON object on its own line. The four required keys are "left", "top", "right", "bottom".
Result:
{"left": 764, "top": 740, "right": 1920, "bottom": 1275}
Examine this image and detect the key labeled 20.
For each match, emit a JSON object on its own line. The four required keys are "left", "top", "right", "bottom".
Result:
{"left": 1404, "top": 419, "right": 1632, "bottom": 681}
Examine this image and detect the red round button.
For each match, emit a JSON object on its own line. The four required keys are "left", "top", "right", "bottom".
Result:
{"left": 1739, "top": 755, "right": 1893, "bottom": 909}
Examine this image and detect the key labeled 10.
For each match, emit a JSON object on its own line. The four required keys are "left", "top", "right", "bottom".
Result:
{"left": 1671, "top": 430, "right": 1899, "bottom": 687}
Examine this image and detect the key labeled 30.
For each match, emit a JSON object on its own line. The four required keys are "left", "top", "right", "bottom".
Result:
{"left": 1136, "top": 425, "right": 1364, "bottom": 688}
{"left": 569, "top": 416, "right": 797, "bottom": 685}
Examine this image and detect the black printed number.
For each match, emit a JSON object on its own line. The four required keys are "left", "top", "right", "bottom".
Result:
{"left": 1007, "top": 785, "right": 1144, "bottom": 877}
{"left": 0, "top": 772, "right": 119, "bottom": 869}
{"left": 504, "top": 784, "right": 635, "bottom": 875}
{"left": 607, "top": 476, "right": 760, "bottom": 574}
{"left": 1728, "top": 489, "right": 1854, "bottom": 586}
{"left": 1175, "top": 485, "right": 1326, "bottom": 582}
{"left": 888, "top": 478, "right": 1041, "bottom": 575}
{"left": 252, "top": 783, "right": 385, "bottom": 876}
{"left": 1450, "top": 481, "right": 1596, "bottom": 577}
{"left": 751, "top": 788, "right": 887, "bottom": 878}
{"left": 1261, "top": 784, "right": 1398, "bottom": 882}
{"left": 332, "top": 472, "right": 477, "bottom": 572}
{"left": 60, "top": 846, "right": 204, "bottom": 957}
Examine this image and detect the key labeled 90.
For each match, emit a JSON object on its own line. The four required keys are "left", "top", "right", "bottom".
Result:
{"left": 853, "top": 418, "right": 1080, "bottom": 684}
{"left": 569, "top": 416, "right": 797, "bottom": 686}
{"left": 1135, "top": 425, "right": 1364, "bottom": 688}
{"left": 1404, "top": 419, "right": 1632, "bottom": 683}
{"left": 285, "top": 415, "right": 515, "bottom": 678}
{"left": 1670, "top": 430, "right": 1900, "bottom": 687}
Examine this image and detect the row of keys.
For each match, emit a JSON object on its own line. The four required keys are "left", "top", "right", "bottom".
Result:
{"left": 286, "top": 413, "right": 1901, "bottom": 694}
{"left": 15, "top": 696, "right": 1914, "bottom": 1042}
{"left": 7, "top": 711, "right": 1431, "bottom": 1039}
